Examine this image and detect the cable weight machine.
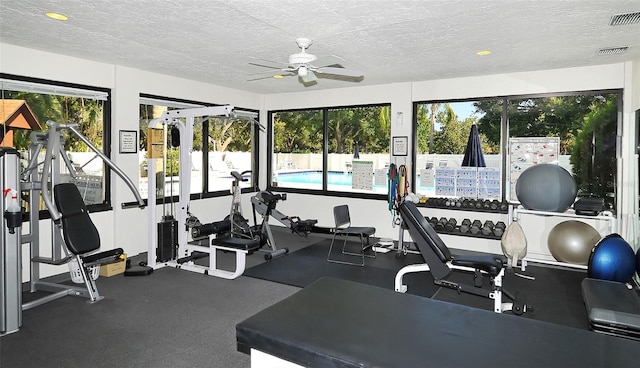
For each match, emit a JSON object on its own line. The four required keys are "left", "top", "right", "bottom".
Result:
{"left": 146, "top": 105, "right": 278, "bottom": 278}
{"left": 1, "top": 121, "right": 144, "bottom": 335}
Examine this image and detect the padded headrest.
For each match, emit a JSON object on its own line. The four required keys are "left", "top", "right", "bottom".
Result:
{"left": 54, "top": 183, "right": 88, "bottom": 216}
{"left": 399, "top": 201, "right": 452, "bottom": 262}
{"left": 53, "top": 183, "right": 100, "bottom": 255}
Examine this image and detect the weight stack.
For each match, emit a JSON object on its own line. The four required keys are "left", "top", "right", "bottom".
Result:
{"left": 157, "top": 215, "right": 178, "bottom": 262}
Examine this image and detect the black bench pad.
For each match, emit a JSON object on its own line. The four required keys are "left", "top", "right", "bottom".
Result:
{"left": 451, "top": 254, "right": 504, "bottom": 276}
{"left": 237, "top": 277, "right": 639, "bottom": 368}
{"left": 213, "top": 236, "right": 261, "bottom": 251}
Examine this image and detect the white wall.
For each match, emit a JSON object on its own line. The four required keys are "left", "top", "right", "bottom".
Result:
{"left": 1, "top": 43, "right": 262, "bottom": 279}
{"left": 2, "top": 41, "right": 639, "bottom": 279}
{"left": 265, "top": 62, "right": 639, "bottom": 257}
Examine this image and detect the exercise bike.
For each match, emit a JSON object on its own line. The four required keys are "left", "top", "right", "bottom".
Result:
{"left": 225, "top": 171, "right": 289, "bottom": 260}
{"left": 250, "top": 190, "right": 318, "bottom": 260}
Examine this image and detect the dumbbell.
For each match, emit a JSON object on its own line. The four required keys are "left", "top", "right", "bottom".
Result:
{"left": 459, "top": 219, "right": 472, "bottom": 233}
{"left": 444, "top": 218, "right": 457, "bottom": 232}
{"left": 493, "top": 221, "right": 507, "bottom": 237}
{"left": 481, "top": 220, "right": 495, "bottom": 236}
{"left": 499, "top": 200, "right": 509, "bottom": 212}
{"left": 435, "top": 217, "right": 448, "bottom": 231}
{"left": 475, "top": 200, "right": 483, "bottom": 209}
{"left": 483, "top": 200, "right": 491, "bottom": 210}
{"left": 490, "top": 200, "right": 500, "bottom": 211}
{"left": 428, "top": 217, "right": 439, "bottom": 227}
{"left": 470, "top": 220, "right": 483, "bottom": 235}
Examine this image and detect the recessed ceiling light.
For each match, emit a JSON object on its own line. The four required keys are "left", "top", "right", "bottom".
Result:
{"left": 46, "top": 12, "right": 69, "bottom": 21}
{"left": 273, "top": 75, "right": 285, "bottom": 79}
{"left": 476, "top": 50, "right": 491, "bottom": 56}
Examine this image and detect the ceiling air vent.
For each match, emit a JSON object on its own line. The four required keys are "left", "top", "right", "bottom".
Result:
{"left": 609, "top": 11, "right": 640, "bottom": 26}
{"left": 598, "top": 46, "right": 629, "bottom": 55}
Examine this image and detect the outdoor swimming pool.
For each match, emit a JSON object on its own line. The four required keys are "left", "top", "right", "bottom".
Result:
{"left": 274, "top": 170, "right": 436, "bottom": 195}
{"left": 275, "top": 171, "right": 359, "bottom": 186}
{"left": 274, "top": 171, "right": 389, "bottom": 194}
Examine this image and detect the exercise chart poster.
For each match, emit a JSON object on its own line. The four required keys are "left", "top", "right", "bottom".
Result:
{"left": 352, "top": 160, "right": 373, "bottom": 190}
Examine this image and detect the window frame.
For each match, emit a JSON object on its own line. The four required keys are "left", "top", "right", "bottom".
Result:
{"left": 0, "top": 73, "right": 112, "bottom": 217}
{"left": 413, "top": 88, "right": 623, "bottom": 205}
{"left": 136, "top": 93, "right": 260, "bottom": 206}
{"left": 267, "top": 103, "right": 391, "bottom": 200}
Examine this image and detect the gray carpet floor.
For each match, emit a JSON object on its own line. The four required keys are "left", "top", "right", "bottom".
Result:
{"left": 0, "top": 227, "right": 598, "bottom": 367}
{"left": 0, "top": 228, "right": 325, "bottom": 368}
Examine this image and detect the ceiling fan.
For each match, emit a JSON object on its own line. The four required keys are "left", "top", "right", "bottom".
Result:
{"left": 249, "top": 38, "right": 364, "bottom": 85}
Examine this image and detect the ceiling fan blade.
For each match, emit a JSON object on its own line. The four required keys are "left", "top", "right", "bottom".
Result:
{"left": 316, "top": 66, "right": 363, "bottom": 78}
{"left": 249, "top": 62, "right": 283, "bottom": 70}
{"left": 247, "top": 75, "right": 279, "bottom": 82}
{"left": 249, "top": 57, "right": 289, "bottom": 67}
{"left": 248, "top": 70, "right": 296, "bottom": 82}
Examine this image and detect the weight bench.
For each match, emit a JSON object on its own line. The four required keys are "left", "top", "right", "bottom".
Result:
{"left": 394, "top": 200, "right": 529, "bottom": 314}
{"left": 179, "top": 220, "right": 261, "bottom": 279}
{"left": 237, "top": 277, "right": 639, "bottom": 368}
{"left": 54, "top": 183, "right": 124, "bottom": 302}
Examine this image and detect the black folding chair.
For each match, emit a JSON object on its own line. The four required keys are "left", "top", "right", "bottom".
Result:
{"left": 327, "top": 205, "right": 376, "bottom": 267}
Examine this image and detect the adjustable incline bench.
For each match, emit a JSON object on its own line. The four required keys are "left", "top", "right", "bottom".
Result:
{"left": 395, "top": 200, "right": 528, "bottom": 314}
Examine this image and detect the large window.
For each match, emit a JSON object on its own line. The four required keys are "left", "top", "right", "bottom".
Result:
{"left": 415, "top": 90, "right": 620, "bottom": 211}
{"left": 1, "top": 74, "right": 111, "bottom": 213}
{"left": 270, "top": 104, "right": 391, "bottom": 195}
{"left": 415, "top": 99, "right": 502, "bottom": 198}
{"left": 502, "top": 93, "right": 618, "bottom": 206}
{"left": 139, "top": 95, "right": 258, "bottom": 200}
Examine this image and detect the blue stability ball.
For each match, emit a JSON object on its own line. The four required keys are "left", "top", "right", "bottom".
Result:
{"left": 515, "top": 164, "right": 577, "bottom": 212}
{"left": 588, "top": 234, "right": 636, "bottom": 283}
{"left": 636, "top": 248, "right": 640, "bottom": 278}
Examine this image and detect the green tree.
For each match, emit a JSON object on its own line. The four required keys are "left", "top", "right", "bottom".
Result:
{"left": 432, "top": 105, "right": 472, "bottom": 154}
{"left": 4, "top": 91, "right": 103, "bottom": 151}
{"left": 273, "top": 110, "right": 323, "bottom": 153}
{"left": 570, "top": 100, "right": 617, "bottom": 197}
{"left": 415, "top": 104, "right": 432, "bottom": 154}
{"left": 475, "top": 94, "right": 615, "bottom": 155}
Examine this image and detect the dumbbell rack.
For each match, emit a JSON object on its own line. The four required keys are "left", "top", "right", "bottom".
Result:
{"left": 416, "top": 197, "right": 509, "bottom": 240}
{"left": 419, "top": 197, "right": 509, "bottom": 214}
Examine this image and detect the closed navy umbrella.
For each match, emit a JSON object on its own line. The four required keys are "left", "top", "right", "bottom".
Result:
{"left": 354, "top": 141, "right": 360, "bottom": 159}
{"left": 462, "top": 124, "right": 486, "bottom": 167}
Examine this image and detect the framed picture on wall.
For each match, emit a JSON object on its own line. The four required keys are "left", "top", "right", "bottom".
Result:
{"left": 392, "top": 136, "right": 408, "bottom": 156}
{"left": 119, "top": 130, "right": 138, "bottom": 154}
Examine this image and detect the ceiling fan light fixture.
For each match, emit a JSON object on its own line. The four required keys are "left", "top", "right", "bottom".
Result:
{"left": 273, "top": 74, "right": 285, "bottom": 79}
{"left": 46, "top": 12, "right": 69, "bottom": 21}
{"left": 298, "top": 66, "right": 308, "bottom": 77}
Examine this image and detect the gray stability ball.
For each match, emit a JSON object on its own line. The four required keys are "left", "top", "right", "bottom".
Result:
{"left": 548, "top": 220, "right": 601, "bottom": 265}
{"left": 516, "top": 164, "right": 577, "bottom": 212}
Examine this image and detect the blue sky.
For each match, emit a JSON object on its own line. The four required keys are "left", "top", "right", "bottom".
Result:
{"left": 449, "top": 101, "right": 479, "bottom": 120}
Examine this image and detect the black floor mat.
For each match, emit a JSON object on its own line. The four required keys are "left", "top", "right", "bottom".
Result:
{"left": 433, "top": 266, "right": 589, "bottom": 329}
{"left": 245, "top": 239, "right": 591, "bottom": 330}
{"left": 244, "top": 239, "right": 440, "bottom": 298}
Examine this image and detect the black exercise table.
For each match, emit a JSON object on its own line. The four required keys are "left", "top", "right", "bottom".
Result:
{"left": 237, "top": 277, "right": 639, "bottom": 368}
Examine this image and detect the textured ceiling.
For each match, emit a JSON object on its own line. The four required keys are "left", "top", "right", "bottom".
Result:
{"left": 1, "top": 0, "right": 639, "bottom": 94}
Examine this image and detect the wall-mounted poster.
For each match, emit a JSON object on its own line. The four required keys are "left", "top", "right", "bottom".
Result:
{"left": 392, "top": 136, "right": 408, "bottom": 156}
{"left": 119, "top": 130, "right": 138, "bottom": 154}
